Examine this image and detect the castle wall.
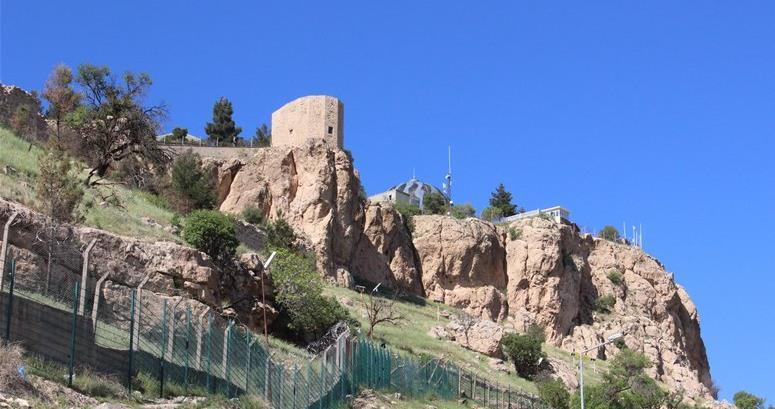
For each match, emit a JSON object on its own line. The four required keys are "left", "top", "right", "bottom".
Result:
{"left": 271, "top": 95, "right": 343, "bottom": 149}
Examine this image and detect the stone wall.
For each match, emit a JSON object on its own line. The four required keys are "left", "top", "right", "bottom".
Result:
{"left": 271, "top": 96, "right": 343, "bottom": 149}
{"left": 0, "top": 84, "right": 49, "bottom": 141}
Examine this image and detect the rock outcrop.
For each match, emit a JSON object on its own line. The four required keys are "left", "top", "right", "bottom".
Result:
{"left": 506, "top": 217, "right": 714, "bottom": 399}
{"left": 218, "top": 140, "right": 422, "bottom": 293}
{"left": 0, "top": 198, "right": 275, "bottom": 332}
{"left": 412, "top": 216, "right": 508, "bottom": 321}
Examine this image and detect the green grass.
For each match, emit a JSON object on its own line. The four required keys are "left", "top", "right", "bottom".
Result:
{"left": 324, "top": 285, "right": 608, "bottom": 397}
{"left": 0, "top": 127, "right": 179, "bottom": 241}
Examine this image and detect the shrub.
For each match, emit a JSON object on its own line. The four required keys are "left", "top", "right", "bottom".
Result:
{"left": 182, "top": 210, "right": 238, "bottom": 262}
{"left": 270, "top": 248, "right": 350, "bottom": 342}
{"left": 242, "top": 206, "right": 264, "bottom": 225}
{"left": 501, "top": 329, "right": 546, "bottom": 379}
{"left": 509, "top": 227, "right": 522, "bottom": 241}
{"left": 423, "top": 191, "right": 448, "bottom": 215}
{"left": 450, "top": 203, "right": 476, "bottom": 219}
{"left": 480, "top": 206, "right": 503, "bottom": 222}
{"left": 394, "top": 201, "right": 421, "bottom": 233}
{"left": 266, "top": 216, "right": 297, "bottom": 250}
{"left": 733, "top": 391, "right": 766, "bottom": 409}
{"left": 607, "top": 270, "right": 623, "bottom": 285}
{"left": 598, "top": 225, "right": 620, "bottom": 241}
{"left": 536, "top": 377, "right": 570, "bottom": 409}
{"left": 36, "top": 149, "right": 83, "bottom": 223}
{"left": 0, "top": 342, "right": 27, "bottom": 394}
{"left": 594, "top": 294, "right": 617, "bottom": 313}
{"left": 170, "top": 149, "right": 215, "bottom": 213}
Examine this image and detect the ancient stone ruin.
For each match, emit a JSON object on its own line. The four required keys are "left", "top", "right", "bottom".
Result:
{"left": 271, "top": 95, "right": 344, "bottom": 149}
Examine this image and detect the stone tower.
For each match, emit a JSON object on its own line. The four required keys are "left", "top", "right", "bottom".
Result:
{"left": 271, "top": 95, "right": 344, "bottom": 149}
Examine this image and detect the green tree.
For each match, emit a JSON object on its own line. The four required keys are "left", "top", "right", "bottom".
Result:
{"left": 71, "top": 64, "right": 168, "bottom": 186}
{"left": 734, "top": 391, "right": 765, "bottom": 409}
{"left": 171, "top": 127, "right": 188, "bottom": 144}
{"left": 450, "top": 203, "right": 476, "bottom": 219}
{"left": 501, "top": 327, "right": 546, "bottom": 378}
{"left": 42, "top": 64, "right": 81, "bottom": 142}
{"left": 205, "top": 97, "right": 242, "bottom": 146}
{"left": 266, "top": 215, "right": 298, "bottom": 250}
{"left": 480, "top": 206, "right": 503, "bottom": 222}
{"left": 598, "top": 225, "right": 620, "bottom": 241}
{"left": 170, "top": 149, "right": 215, "bottom": 212}
{"left": 490, "top": 183, "right": 518, "bottom": 217}
{"left": 241, "top": 206, "right": 264, "bottom": 225}
{"left": 182, "top": 210, "right": 238, "bottom": 262}
{"left": 537, "top": 378, "right": 570, "bottom": 409}
{"left": 270, "top": 248, "right": 351, "bottom": 342}
{"left": 423, "top": 191, "right": 448, "bottom": 215}
{"left": 252, "top": 123, "right": 271, "bottom": 147}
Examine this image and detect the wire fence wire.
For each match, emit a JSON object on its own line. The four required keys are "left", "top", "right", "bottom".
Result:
{"left": 0, "top": 251, "right": 544, "bottom": 408}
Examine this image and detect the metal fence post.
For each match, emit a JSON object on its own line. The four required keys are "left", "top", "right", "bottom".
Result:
{"left": 160, "top": 298, "right": 168, "bottom": 398}
{"left": 3, "top": 259, "right": 15, "bottom": 341}
{"left": 78, "top": 239, "right": 97, "bottom": 315}
{"left": 206, "top": 312, "right": 212, "bottom": 392}
{"left": 185, "top": 306, "right": 192, "bottom": 395}
{"left": 245, "top": 333, "right": 254, "bottom": 395}
{"left": 128, "top": 289, "right": 136, "bottom": 392}
{"left": 0, "top": 212, "right": 18, "bottom": 291}
{"left": 68, "top": 281, "right": 80, "bottom": 387}
{"left": 223, "top": 320, "right": 232, "bottom": 398}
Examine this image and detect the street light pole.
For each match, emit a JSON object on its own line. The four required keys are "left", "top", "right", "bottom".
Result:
{"left": 260, "top": 251, "right": 277, "bottom": 347}
{"left": 578, "top": 332, "right": 624, "bottom": 409}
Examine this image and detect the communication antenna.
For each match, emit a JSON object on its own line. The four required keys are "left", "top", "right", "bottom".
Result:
{"left": 443, "top": 145, "right": 453, "bottom": 206}
{"left": 623, "top": 222, "right": 627, "bottom": 242}
{"left": 639, "top": 223, "right": 643, "bottom": 249}
{"left": 632, "top": 226, "right": 637, "bottom": 247}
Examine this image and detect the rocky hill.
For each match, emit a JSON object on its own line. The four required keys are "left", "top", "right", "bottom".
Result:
{"left": 209, "top": 139, "right": 716, "bottom": 401}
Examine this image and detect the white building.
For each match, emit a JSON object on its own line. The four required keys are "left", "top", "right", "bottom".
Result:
{"left": 499, "top": 206, "right": 570, "bottom": 224}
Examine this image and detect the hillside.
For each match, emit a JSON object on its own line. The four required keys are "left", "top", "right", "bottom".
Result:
{"left": 0, "top": 124, "right": 729, "bottom": 408}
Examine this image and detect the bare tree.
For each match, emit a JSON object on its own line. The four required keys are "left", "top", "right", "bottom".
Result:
{"left": 360, "top": 285, "right": 404, "bottom": 338}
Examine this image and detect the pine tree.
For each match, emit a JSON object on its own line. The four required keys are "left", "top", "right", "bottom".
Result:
{"left": 42, "top": 64, "right": 81, "bottom": 141}
{"left": 489, "top": 183, "right": 518, "bottom": 217}
{"left": 171, "top": 127, "right": 188, "bottom": 144}
{"left": 253, "top": 123, "right": 271, "bottom": 147}
{"left": 205, "top": 97, "right": 242, "bottom": 146}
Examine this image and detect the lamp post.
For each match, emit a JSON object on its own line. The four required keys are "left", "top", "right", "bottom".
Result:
{"left": 578, "top": 332, "right": 624, "bottom": 409}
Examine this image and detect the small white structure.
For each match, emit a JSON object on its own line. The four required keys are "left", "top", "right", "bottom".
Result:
{"left": 368, "top": 189, "right": 413, "bottom": 207}
{"left": 500, "top": 206, "right": 571, "bottom": 224}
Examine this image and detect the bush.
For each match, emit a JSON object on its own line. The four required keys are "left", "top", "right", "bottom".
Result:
{"left": 594, "top": 294, "right": 617, "bottom": 313}
{"left": 270, "top": 248, "right": 350, "bottom": 342}
{"left": 450, "top": 203, "right": 476, "bottom": 219}
{"left": 36, "top": 149, "right": 83, "bottom": 223}
{"left": 394, "top": 201, "right": 421, "bottom": 233}
{"left": 266, "top": 216, "right": 297, "bottom": 250}
{"left": 501, "top": 328, "right": 546, "bottom": 379}
{"left": 607, "top": 270, "right": 623, "bottom": 285}
{"left": 182, "top": 210, "right": 238, "bottom": 262}
{"left": 242, "top": 206, "right": 264, "bottom": 225}
{"left": 536, "top": 377, "right": 570, "bottom": 409}
{"left": 480, "top": 206, "right": 503, "bottom": 222}
{"left": 0, "top": 342, "right": 27, "bottom": 394}
{"left": 598, "top": 225, "right": 620, "bottom": 241}
{"left": 733, "top": 391, "right": 766, "bottom": 409}
{"left": 170, "top": 149, "right": 215, "bottom": 213}
{"left": 509, "top": 227, "right": 522, "bottom": 241}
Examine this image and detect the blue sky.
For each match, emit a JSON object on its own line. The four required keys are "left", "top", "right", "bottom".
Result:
{"left": 2, "top": 1, "right": 774, "bottom": 402}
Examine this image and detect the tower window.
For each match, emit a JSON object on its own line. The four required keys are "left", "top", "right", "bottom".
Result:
{"left": 327, "top": 126, "right": 333, "bottom": 134}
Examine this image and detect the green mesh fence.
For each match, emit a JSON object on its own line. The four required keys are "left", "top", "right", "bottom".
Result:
{"left": 0, "top": 253, "right": 544, "bottom": 408}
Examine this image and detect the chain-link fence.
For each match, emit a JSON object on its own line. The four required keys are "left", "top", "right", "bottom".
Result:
{"left": 0, "top": 249, "right": 544, "bottom": 409}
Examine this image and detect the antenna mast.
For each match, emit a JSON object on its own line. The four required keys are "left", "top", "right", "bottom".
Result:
{"left": 443, "top": 145, "right": 453, "bottom": 206}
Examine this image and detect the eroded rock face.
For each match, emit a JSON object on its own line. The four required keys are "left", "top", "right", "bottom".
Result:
{"left": 413, "top": 215, "right": 508, "bottom": 321}
{"left": 218, "top": 140, "right": 422, "bottom": 293}
{"left": 0, "top": 198, "right": 275, "bottom": 332}
{"left": 506, "top": 217, "right": 714, "bottom": 400}
{"left": 0, "top": 84, "right": 49, "bottom": 141}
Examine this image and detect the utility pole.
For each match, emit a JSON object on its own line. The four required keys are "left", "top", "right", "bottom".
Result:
{"left": 260, "top": 252, "right": 277, "bottom": 347}
{"left": 579, "top": 332, "right": 624, "bottom": 409}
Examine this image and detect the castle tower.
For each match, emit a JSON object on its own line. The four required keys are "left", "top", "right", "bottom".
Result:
{"left": 270, "top": 95, "right": 344, "bottom": 149}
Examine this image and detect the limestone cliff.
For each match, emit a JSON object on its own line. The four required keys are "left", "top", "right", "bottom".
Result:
{"left": 201, "top": 140, "right": 715, "bottom": 400}
{"left": 217, "top": 140, "right": 422, "bottom": 293}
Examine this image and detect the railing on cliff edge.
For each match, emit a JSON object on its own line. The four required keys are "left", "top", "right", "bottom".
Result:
{"left": 0, "top": 252, "right": 544, "bottom": 409}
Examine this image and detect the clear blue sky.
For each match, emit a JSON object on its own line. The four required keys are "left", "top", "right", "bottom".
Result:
{"left": 2, "top": 1, "right": 773, "bottom": 402}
